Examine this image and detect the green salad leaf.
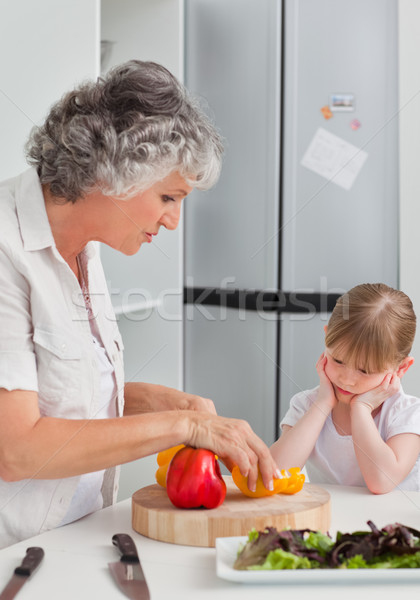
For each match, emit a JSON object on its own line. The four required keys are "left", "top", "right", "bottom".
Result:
{"left": 251, "top": 549, "right": 312, "bottom": 570}
{"left": 304, "top": 531, "right": 335, "bottom": 556}
{"left": 233, "top": 521, "right": 420, "bottom": 570}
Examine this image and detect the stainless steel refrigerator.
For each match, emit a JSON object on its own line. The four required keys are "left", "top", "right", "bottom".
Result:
{"left": 183, "top": 0, "right": 398, "bottom": 445}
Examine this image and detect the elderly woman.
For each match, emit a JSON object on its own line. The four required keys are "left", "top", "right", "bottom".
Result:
{"left": 0, "top": 60, "right": 279, "bottom": 547}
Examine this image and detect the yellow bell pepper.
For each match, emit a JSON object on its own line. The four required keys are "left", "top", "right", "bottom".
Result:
{"left": 231, "top": 465, "right": 305, "bottom": 498}
{"left": 278, "top": 467, "right": 306, "bottom": 494}
{"left": 155, "top": 444, "right": 185, "bottom": 488}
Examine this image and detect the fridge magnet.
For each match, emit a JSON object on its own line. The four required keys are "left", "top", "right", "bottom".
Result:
{"left": 320, "top": 105, "right": 333, "bottom": 120}
{"left": 301, "top": 127, "right": 368, "bottom": 191}
{"left": 329, "top": 93, "right": 355, "bottom": 112}
{"left": 350, "top": 118, "right": 361, "bottom": 131}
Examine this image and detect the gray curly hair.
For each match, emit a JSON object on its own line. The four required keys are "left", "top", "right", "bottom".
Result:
{"left": 25, "top": 60, "right": 224, "bottom": 203}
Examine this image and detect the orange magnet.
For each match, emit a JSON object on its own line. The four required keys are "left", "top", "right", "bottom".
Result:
{"left": 320, "top": 105, "right": 333, "bottom": 120}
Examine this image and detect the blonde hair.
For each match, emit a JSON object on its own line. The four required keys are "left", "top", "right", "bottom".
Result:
{"left": 325, "top": 283, "right": 416, "bottom": 373}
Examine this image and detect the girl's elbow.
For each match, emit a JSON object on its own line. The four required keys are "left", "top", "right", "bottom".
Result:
{"left": 366, "top": 477, "right": 396, "bottom": 495}
{"left": 367, "top": 485, "right": 388, "bottom": 495}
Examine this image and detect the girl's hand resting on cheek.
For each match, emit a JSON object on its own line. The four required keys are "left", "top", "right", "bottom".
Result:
{"left": 352, "top": 373, "right": 401, "bottom": 412}
{"left": 315, "top": 353, "right": 338, "bottom": 411}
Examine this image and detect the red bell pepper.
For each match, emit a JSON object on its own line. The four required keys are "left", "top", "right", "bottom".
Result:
{"left": 166, "top": 446, "right": 227, "bottom": 509}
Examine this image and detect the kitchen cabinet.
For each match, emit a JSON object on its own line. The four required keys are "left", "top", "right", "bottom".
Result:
{"left": 398, "top": 0, "right": 420, "bottom": 394}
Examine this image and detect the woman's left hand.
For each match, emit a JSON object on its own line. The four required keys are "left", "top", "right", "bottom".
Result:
{"left": 165, "top": 389, "right": 217, "bottom": 414}
{"left": 351, "top": 373, "right": 400, "bottom": 412}
{"left": 123, "top": 382, "right": 217, "bottom": 416}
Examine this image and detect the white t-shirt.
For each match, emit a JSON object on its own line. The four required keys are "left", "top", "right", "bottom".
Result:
{"left": 280, "top": 386, "right": 420, "bottom": 490}
{"left": 0, "top": 169, "right": 125, "bottom": 547}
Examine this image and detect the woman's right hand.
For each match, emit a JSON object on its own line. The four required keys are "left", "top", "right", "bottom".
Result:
{"left": 315, "top": 353, "right": 337, "bottom": 411}
{"left": 183, "top": 411, "right": 281, "bottom": 493}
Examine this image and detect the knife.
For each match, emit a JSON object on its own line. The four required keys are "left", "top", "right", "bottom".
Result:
{"left": 108, "top": 533, "right": 150, "bottom": 600}
{"left": 0, "top": 547, "right": 44, "bottom": 600}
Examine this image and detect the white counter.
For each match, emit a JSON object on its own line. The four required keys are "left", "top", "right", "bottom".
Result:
{"left": 1, "top": 484, "right": 420, "bottom": 599}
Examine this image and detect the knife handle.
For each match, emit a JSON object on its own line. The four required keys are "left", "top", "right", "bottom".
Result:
{"left": 112, "top": 534, "right": 140, "bottom": 563}
{"left": 15, "top": 547, "right": 45, "bottom": 576}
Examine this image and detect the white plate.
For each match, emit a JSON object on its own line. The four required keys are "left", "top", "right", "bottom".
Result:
{"left": 215, "top": 536, "right": 420, "bottom": 584}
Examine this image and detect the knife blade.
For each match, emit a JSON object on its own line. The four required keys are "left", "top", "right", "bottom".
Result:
{"left": 0, "top": 547, "right": 44, "bottom": 600}
{"left": 108, "top": 533, "right": 150, "bottom": 600}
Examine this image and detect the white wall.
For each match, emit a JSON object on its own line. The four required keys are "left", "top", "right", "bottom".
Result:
{"left": 101, "top": 0, "right": 183, "bottom": 78}
{"left": 0, "top": 0, "right": 99, "bottom": 180}
{"left": 398, "top": 0, "right": 420, "bottom": 393}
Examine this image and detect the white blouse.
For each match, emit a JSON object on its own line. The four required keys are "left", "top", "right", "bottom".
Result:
{"left": 0, "top": 169, "right": 125, "bottom": 547}
{"left": 60, "top": 255, "right": 118, "bottom": 526}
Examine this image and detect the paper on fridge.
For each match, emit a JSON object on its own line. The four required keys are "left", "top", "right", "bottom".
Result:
{"left": 301, "top": 127, "right": 368, "bottom": 190}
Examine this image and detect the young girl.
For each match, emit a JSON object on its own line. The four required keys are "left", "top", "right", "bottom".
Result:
{"left": 271, "top": 283, "right": 420, "bottom": 493}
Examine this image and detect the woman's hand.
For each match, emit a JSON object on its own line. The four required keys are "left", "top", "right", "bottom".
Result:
{"left": 124, "top": 383, "right": 279, "bottom": 491}
{"left": 151, "top": 387, "right": 216, "bottom": 414}
{"left": 124, "top": 382, "right": 217, "bottom": 416}
{"left": 352, "top": 373, "right": 400, "bottom": 413}
{"left": 170, "top": 391, "right": 217, "bottom": 414}
{"left": 315, "top": 353, "right": 337, "bottom": 411}
{"left": 184, "top": 411, "right": 280, "bottom": 493}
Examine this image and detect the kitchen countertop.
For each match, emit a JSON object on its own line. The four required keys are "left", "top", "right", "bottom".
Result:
{"left": 1, "top": 484, "right": 420, "bottom": 599}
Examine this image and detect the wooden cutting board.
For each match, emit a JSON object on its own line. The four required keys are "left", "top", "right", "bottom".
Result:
{"left": 131, "top": 477, "right": 331, "bottom": 547}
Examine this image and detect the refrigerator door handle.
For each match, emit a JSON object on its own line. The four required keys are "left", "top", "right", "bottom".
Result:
{"left": 184, "top": 287, "right": 341, "bottom": 314}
